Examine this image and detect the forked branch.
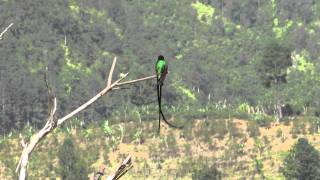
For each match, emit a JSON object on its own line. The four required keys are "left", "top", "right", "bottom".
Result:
{"left": 16, "top": 57, "right": 156, "bottom": 180}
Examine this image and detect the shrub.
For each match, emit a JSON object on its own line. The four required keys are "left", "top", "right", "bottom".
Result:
{"left": 148, "top": 143, "right": 161, "bottom": 162}
{"left": 141, "top": 159, "right": 151, "bottom": 178}
{"left": 166, "top": 132, "right": 179, "bottom": 157}
{"left": 133, "top": 129, "right": 145, "bottom": 144}
{"left": 58, "top": 137, "right": 88, "bottom": 180}
{"left": 192, "top": 164, "right": 222, "bottom": 180}
{"left": 308, "top": 116, "right": 320, "bottom": 134}
{"left": 122, "top": 122, "right": 135, "bottom": 143}
{"left": 247, "top": 120, "right": 260, "bottom": 137}
{"left": 249, "top": 112, "right": 272, "bottom": 128}
{"left": 228, "top": 120, "right": 244, "bottom": 139}
{"left": 224, "top": 140, "right": 245, "bottom": 163}
{"left": 84, "top": 143, "right": 100, "bottom": 165}
{"left": 291, "top": 118, "right": 307, "bottom": 138}
{"left": 283, "top": 117, "right": 291, "bottom": 126}
{"left": 194, "top": 120, "right": 210, "bottom": 142}
{"left": 276, "top": 128, "right": 283, "bottom": 138}
{"left": 184, "top": 143, "right": 192, "bottom": 156}
{"left": 176, "top": 157, "right": 194, "bottom": 177}
{"left": 215, "top": 119, "right": 228, "bottom": 139}
{"left": 254, "top": 158, "right": 264, "bottom": 178}
{"left": 180, "top": 119, "right": 194, "bottom": 140}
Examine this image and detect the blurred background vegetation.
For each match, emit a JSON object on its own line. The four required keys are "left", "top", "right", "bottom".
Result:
{"left": 1, "top": 0, "right": 320, "bottom": 134}
{"left": 1, "top": 0, "right": 320, "bottom": 179}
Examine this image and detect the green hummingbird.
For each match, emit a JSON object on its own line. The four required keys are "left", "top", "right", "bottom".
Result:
{"left": 155, "top": 55, "right": 182, "bottom": 133}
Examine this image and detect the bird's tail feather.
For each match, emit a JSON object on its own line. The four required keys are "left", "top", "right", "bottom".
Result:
{"left": 158, "top": 84, "right": 183, "bottom": 130}
{"left": 160, "top": 110, "right": 183, "bottom": 129}
{"left": 157, "top": 84, "right": 161, "bottom": 134}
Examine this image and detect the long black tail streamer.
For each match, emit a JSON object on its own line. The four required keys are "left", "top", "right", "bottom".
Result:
{"left": 157, "top": 83, "right": 183, "bottom": 134}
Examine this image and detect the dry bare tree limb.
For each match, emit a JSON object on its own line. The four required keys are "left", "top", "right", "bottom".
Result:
{"left": 106, "top": 155, "right": 133, "bottom": 180}
{"left": 16, "top": 57, "right": 156, "bottom": 180}
{"left": 16, "top": 71, "right": 57, "bottom": 177}
{"left": 116, "top": 75, "right": 156, "bottom": 87}
{"left": 17, "top": 97, "right": 57, "bottom": 180}
{"left": 0, "top": 23, "right": 13, "bottom": 40}
{"left": 57, "top": 63, "right": 157, "bottom": 126}
{"left": 56, "top": 71, "right": 129, "bottom": 126}
{"left": 92, "top": 155, "right": 132, "bottom": 180}
{"left": 16, "top": 134, "right": 27, "bottom": 174}
{"left": 107, "top": 57, "right": 117, "bottom": 88}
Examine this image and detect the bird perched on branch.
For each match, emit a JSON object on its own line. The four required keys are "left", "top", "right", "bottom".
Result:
{"left": 155, "top": 55, "right": 182, "bottom": 133}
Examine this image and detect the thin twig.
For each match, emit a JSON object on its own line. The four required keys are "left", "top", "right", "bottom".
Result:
{"left": 116, "top": 75, "right": 156, "bottom": 86}
{"left": 0, "top": 23, "right": 13, "bottom": 40}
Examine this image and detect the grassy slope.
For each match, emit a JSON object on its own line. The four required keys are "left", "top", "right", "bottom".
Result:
{"left": 1, "top": 118, "right": 320, "bottom": 179}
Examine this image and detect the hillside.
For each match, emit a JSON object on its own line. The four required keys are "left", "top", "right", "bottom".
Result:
{"left": 1, "top": 0, "right": 320, "bottom": 135}
{"left": 1, "top": 0, "right": 320, "bottom": 179}
{"left": 1, "top": 117, "right": 319, "bottom": 179}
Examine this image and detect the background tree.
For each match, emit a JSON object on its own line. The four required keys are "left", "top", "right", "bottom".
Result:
{"left": 256, "top": 39, "right": 292, "bottom": 122}
{"left": 282, "top": 138, "right": 320, "bottom": 180}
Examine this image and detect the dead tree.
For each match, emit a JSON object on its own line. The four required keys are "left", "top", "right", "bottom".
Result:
{"left": 15, "top": 57, "right": 156, "bottom": 180}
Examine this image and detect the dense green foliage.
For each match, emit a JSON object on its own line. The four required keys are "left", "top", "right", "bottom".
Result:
{"left": 282, "top": 138, "right": 320, "bottom": 180}
{"left": 1, "top": 0, "right": 320, "bottom": 134}
{"left": 58, "top": 137, "right": 88, "bottom": 180}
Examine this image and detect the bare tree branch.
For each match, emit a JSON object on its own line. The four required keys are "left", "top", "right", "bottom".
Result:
{"left": 17, "top": 97, "right": 57, "bottom": 180}
{"left": 0, "top": 23, "right": 13, "bottom": 40}
{"left": 56, "top": 70, "right": 129, "bottom": 126}
{"left": 107, "top": 57, "right": 117, "bottom": 88}
{"left": 16, "top": 57, "right": 156, "bottom": 180}
{"left": 116, "top": 75, "right": 156, "bottom": 86}
{"left": 91, "top": 155, "right": 132, "bottom": 180}
{"left": 16, "top": 71, "right": 58, "bottom": 180}
{"left": 110, "top": 154, "right": 133, "bottom": 180}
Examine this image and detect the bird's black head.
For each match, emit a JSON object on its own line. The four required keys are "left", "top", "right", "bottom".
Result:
{"left": 158, "top": 55, "right": 164, "bottom": 60}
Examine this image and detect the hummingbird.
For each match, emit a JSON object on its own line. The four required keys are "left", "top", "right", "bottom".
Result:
{"left": 155, "top": 55, "right": 182, "bottom": 133}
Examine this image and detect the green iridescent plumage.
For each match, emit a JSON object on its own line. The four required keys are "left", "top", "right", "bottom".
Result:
{"left": 155, "top": 57, "right": 168, "bottom": 84}
{"left": 156, "top": 60, "right": 166, "bottom": 77}
{"left": 155, "top": 55, "right": 182, "bottom": 133}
